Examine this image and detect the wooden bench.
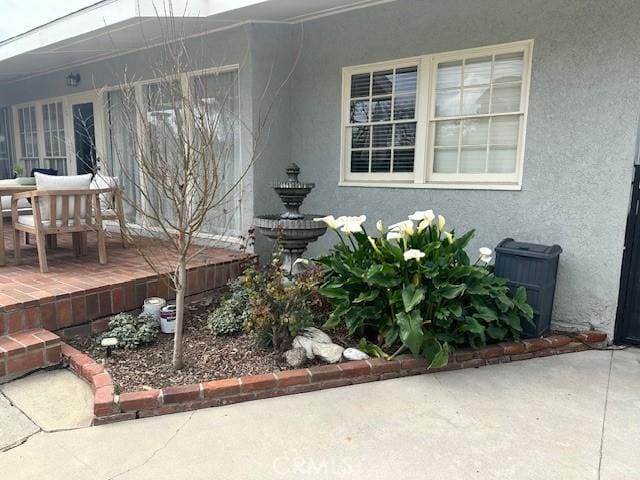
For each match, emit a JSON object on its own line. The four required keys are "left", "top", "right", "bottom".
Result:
{"left": 10, "top": 188, "right": 116, "bottom": 273}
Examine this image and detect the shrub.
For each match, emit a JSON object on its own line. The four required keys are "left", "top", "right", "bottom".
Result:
{"left": 241, "top": 256, "right": 328, "bottom": 351}
{"left": 314, "top": 212, "right": 534, "bottom": 367}
{"left": 98, "top": 313, "right": 160, "bottom": 350}
{"left": 207, "top": 279, "right": 249, "bottom": 335}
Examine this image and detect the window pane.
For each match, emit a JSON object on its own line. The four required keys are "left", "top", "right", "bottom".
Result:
{"left": 350, "top": 100, "right": 369, "bottom": 123}
{"left": 461, "top": 86, "right": 490, "bottom": 115}
{"left": 394, "top": 122, "right": 416, "bottom": 146}
{"left": 490, "top": 115, "right": 520, "bottom": 145}
{"left": 460, "top": 147, "right": 486, "bottom": 173}
{"left": 395, "top": 67, "right": 417, "bottom": 93}
{"left": 464, "top": 56, "right": 491, "bottom": 86}
{"left": 372, "top": 70, "right": 393, "bottom": 96}
{"left": 351, "top": 73, "right": 370, "bottom": 98}
{"left": 371, "top": 150, "right": 391, "bottom": 172}
{"left": 435, "top": 121, "right": 459, "bottom": 146}
{"left": 371, "top": 97, "right": 392, "bottom": 122}
{"left": 491, "top": 83, "right": 521, "bottom": 113}
{"left": 462, "top": 118, "right": 489, "bottom": 145}
{"left": 351, "top": 151, "right": 369, "bottom": 172}
{"left": 372, "top": 124, "right": 392, "bottom": 147}
{"left": 493, "top": 53, "right": 524, "bottom": 83}
{"left": 435, "top": 89, "right": 460, "bottom": 117}
{"left": 42, "top": 105, "right": 50, "bottom": 131}
{"left": 488, "top": 146, "right": 517, "bottom": 173}
{"left": 351, "top": 126, "right": 370, "bottom": 148}
{"left": 393, "top": 94, "right": 415, "bottom": 120}
{"left": 437, "top": 61, "right": 462, "bottom": 89}
{"left": 433, "top": 148, "right": 457, "bottom": 173}
{"left": 393, "top": 149, "right": 414, "bottom": 172}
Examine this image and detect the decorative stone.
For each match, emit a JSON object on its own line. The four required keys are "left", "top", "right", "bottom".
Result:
{"left": 312, "top": 343, "right": 344, "bottom": 364}
{"left": 343, "top": 348, "right": 370, "bottom": 361}
{"left": 300, "top": 327, "right": 332, "bottom": 344}
{"left": 284, "top": 347, "right": 307, "bottom": 368}
{"left": 292, "top": 336, "right": 315, "bottom": 360}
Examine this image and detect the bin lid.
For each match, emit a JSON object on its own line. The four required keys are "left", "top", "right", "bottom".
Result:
{"left": 495, "top": 238, "right": 562, "bottom": 258}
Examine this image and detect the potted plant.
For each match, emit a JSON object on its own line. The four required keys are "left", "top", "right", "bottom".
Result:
{"left": 12, "top": 164, "right": 32, "bottom": 185}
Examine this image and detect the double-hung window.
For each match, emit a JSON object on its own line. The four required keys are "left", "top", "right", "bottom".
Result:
{"left": 341, "top": 40, "right": 533, "bottom": 189}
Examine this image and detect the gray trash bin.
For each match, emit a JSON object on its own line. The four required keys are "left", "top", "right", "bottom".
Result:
{"left": 494, "top": 239, "right": 562, "bottom": 338}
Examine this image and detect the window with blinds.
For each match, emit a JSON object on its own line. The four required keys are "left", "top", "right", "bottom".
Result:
{"left": 341, "top": 40, "right": 532, "bottom": 189}
{"left": 42, "top": 102, "right": 67, "bottom": 174}
{"left": 17, "top": 106, "right": 39, "bottom": 173}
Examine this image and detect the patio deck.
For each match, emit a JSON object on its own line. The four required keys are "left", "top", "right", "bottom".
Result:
{"left": 0, "top": 220, "right": 247, "bottom": 338}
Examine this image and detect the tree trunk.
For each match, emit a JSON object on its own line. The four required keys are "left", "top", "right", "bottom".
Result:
{"left": 172, "top": 259, "right": 187, "bottom": 370}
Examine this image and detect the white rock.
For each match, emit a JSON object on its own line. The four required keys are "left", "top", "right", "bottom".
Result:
{"left": 300, "top": 327, "right": 332, "bottom": 344}
{"left": 312, "top": 343, "right": 344, "bottom": 364}
{"left": 343, "top": 348, "right": 370, "bottom": 361}
{"left": 292, "top": 336, "right": 315, "bottom": 360}
{"left": 284, "top": 347, "right": 307, "bottom": 368}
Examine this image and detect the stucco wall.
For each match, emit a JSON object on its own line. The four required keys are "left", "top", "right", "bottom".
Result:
{"left": 286, "top": 0, "right": 640, "bottom": 336}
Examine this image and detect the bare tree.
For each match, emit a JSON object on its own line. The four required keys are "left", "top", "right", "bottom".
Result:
{"left": 101, "top": 6, "right": 298, "bottom": 370}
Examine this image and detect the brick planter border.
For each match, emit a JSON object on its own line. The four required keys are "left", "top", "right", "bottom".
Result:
{"left": 61, "top": 330, "right": 608, "bottom": 426}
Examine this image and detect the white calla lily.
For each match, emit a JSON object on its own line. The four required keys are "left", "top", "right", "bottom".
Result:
{"left": 479, "top": 247, "right": 492, "bottom": 256}
{"left": 376, "top": 219, "right": 384, "bottom": 233}
{"left": 388, "top": 219, "right": 414, "bottom": 236}
{"left": 313, "top": 215, "right": 341, "bottom": 230}
{"left": 443, "top": 231, "right": 453, "bottom": 243}
{"left": 437, "top": 215, "right": 446, "bottom": 232}
{"left": 339, "top": 215, "right": 367, "bottom": 234}
{"left": 403, "top": 249, "right": 426, "bottom": 261}
{"left": 386, "top": 231, "right": 402, "bottom": 241}
{"left": 408, "top": 210, "right": 435, "bottom": 223}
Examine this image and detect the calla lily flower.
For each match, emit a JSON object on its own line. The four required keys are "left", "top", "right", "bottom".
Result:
{"left": 386, "top": 231, "right": 402, "bottom": 241}
{"left": 409, "top": 210, "right": 435, "bottom": 223}
{"left": 314, "top": 215, "right": 342, "bottom": 230}
{"left": 339, "top": 215, "right": 367, "bottom": 234}
{"left": 437, "top": 215, "right": 446, "bottom": 232}
{"left": 376, "top": 219, "right": 384, "bottom": 233}
{"left": 403, "top": 249, "right": 426, "bottom": 261}
{"left": 388, "top": 220, "right": 414, "bottom": 236}
{"left": 443, "top": 231, "right": 453, "bottom": 243}
{"left": 479, "top": 247, "right": 493, "bottom": 263}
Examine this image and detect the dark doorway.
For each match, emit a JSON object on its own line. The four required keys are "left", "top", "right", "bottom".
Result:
{"left": 73, "top": 102, "right": 96, "bottom": 175}
{"left": 615, "top": 164, "right": 640, "bottom": 344}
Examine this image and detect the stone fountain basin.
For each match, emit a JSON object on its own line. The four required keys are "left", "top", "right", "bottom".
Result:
{"left": 254, "top": 215, "right": 328, "bottom": 242}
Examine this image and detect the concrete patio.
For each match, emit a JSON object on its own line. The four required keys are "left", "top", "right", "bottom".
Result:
{"left": 0, "top": 348, "right": 637, "bottom": 479}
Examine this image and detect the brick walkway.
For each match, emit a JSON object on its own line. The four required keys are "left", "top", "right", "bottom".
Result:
{"left": 0, "top": 220, "right": 246, "bottom": 337}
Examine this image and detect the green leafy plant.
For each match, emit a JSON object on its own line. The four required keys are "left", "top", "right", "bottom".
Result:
{"left": 98, "top": 313, "right": 160, "bottom": 350}
{"left": 207, "top": 279, "right": 250, "bottom": 335}
{"left": 241, "top": 254, "right": 328, "bottom": 351}
{"left": 314, "top": 212, "right": 534, "bottom": 367}
{"left": 12, "top": 164, "right": 24, "bottom": 178}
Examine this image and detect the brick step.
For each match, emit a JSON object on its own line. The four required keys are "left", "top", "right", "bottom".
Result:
{"left": 0, "top": 329, "right": 62, "bottom": 382}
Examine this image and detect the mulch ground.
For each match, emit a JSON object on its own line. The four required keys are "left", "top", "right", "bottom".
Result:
{"left": 68, "top": 294, "right": 354, "bottom": 393}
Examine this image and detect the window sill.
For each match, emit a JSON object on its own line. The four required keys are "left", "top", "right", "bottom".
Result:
{"left": 338, "top": 181, "right": 522, "bottom": 191}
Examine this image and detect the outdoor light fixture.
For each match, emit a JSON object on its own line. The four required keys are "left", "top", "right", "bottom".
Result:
{"left": 101, "top": 337, "right": 118, "bottom": 357}
{"left": 66, "top": 73, "right": 81, "bottom": 87}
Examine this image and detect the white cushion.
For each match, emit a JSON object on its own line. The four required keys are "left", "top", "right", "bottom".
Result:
{"left": 90, "top": 175, "right": 118, "bottom": 212}
{"left": 18, "top": 215, "right": 87, "bottom": 228}
{"left": 34, "top": 173, "right": 92, "bottom": 221}
{"left": 0, "top": 179, "right": 31, "bottom": 212}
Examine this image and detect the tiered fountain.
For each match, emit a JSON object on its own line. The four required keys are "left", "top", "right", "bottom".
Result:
{"left": 254, "top": 163, "right": 327, "bottom": 274}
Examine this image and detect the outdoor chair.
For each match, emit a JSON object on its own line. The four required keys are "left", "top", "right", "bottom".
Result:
{"left": 11, "top": 188, "right": 111, "bottom": 273}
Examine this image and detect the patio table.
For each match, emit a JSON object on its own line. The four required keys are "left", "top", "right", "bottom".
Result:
{"left": 0, "top": 184, "right": 36, "bottom": 266}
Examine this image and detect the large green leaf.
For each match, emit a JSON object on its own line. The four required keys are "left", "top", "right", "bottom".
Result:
{"left": 318, "top": 285, "right": 349, "bottom": 300}
{"left": 402, "top": 285, "right": 426, "bottom": 312}
{"left": 429, "top": 342, "right": 450, "bottom": 368}
{"left": 439, "top": 284, "right": 466, "bottom": 299}
{"left": 353, "top": 290, "right": 380, "bottom": 303}
{"left": 463, "top": 316, "right": 485, "bottom": 334}
{"left": 396, "top": 310, "right": 424, "bottom": 356}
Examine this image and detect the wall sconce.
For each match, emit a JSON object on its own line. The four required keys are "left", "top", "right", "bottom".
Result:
{"left": 66, "top": 73, "right": 81, "bottom": 87}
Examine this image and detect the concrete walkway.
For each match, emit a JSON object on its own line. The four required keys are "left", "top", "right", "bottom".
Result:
{"left": 0, "top": 348, "right": 637, "bottom": 479}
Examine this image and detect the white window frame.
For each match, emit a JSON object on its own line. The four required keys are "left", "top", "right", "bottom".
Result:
{"left": 340, "top": 40, "right": 534, "bottom": 190}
